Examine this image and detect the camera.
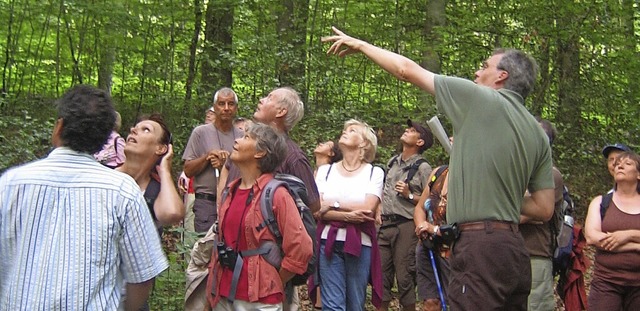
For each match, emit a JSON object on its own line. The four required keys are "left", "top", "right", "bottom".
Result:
{"left": 217, "top": 242, "right": 238, "bottom": 269}
{"left": 439, "top": 223, "right": 459, "bottom": 245}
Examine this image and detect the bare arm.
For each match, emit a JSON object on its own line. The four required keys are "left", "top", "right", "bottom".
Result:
{"left": 414, "top": 178, "right": 437, "bottom": 237}
{"left": 183, "top": 154, "right": 208, "bottom": 178}
{"left": 322, "top": 26, "right": 436, "bottom": 95}
{"left": 184, "top": 149, "right": 228, "bottom": 178}
{"left": 585, "top": 195, "right": 607, "bottom": 246}
{"left": 521, "top": 188, "right": 554, "bottom": 221}
{"left": 599, "top": 230, "right": 640, "bottom": 252}
{"left": 124, "top": 279, "right": 154, "bottom": 311}
{"left": 154, "top": 145, "right": 185, "bottom": 225}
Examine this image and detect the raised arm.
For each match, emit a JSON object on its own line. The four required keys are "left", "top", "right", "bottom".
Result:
{"left": 322, "top": 26, "right": 436, "bottom": 95}
{"left": 154, "top": 144, "right": 185, "bottom": 225}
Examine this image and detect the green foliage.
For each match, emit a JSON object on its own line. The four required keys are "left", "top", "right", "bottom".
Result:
{"left": 2, "top": 0, "right": 639, "bottom": 306}
{"left": 0, "top": 106, "right": 55, "bottom": 173}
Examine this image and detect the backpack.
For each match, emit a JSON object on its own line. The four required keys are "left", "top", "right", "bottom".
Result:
{"left": 551, "top": 185, "right": 576, "bottom": 276}
{"left": 221, "top": 174, "right": 317, "bottom": 287}
{"left": 599, "top": 191, "right": 614, "bottom": 220}
{"left": 94, "top": 134, "right": 125, "bottom": 169}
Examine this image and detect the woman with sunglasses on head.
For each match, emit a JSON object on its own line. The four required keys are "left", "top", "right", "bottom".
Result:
{"left": 117, "top": 113, "right": 184, "bottom": 229}
{"left": 585, "top": 151, "right": 640, "bottom": 310}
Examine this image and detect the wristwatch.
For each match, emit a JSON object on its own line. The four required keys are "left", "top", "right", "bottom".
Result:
{"left": 332, "top": 201, "right": 340, "bottom": 210}
{"left": 408, "top": 193, "right": 414, "bottom": 201}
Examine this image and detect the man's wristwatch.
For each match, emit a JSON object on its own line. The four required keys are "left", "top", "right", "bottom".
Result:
{"left": 332, "top": 201, "right": 340, "bottom": 210}
{"left": 408, "top": 193, "right": 414, "bottom": 201}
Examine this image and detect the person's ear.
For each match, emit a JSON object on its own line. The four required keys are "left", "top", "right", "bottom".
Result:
{"left": 254, "top": 150, "right": 267, "bottom": 159}
{"left": 496, "top": 70, "right": 509, "bottom": 84}
{"left": 275, "top": 106, "right": 288, "bottom": 118}
{"left": 156, "top": 144, "right": 168, "bottom": 156}
{"left": 416, "top": 139, "right": 425, "bottom": 148}
{"left": 52, "top": 118, "right": 64, "bottom": 147}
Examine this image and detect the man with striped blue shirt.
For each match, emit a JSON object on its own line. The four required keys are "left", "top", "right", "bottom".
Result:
{"left": 0, "top": 85, "right": 168, "bottom": 310}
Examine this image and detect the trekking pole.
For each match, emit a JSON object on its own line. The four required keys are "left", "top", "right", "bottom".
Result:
{"left": 428, "top": 248, "right": 447, "bottom": 311}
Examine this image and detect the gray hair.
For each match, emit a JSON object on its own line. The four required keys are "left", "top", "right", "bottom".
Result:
{"left": 213, "top": 87, "right": 238, "bottom": 104}
{"left": 494, "top": 49, "right": 538, "bottom": 99}
{"left": 275, "top": 87, "right": 304, "bottom": 132}
{"left": 246, "top": 123, "right": 287, "bottom": 173}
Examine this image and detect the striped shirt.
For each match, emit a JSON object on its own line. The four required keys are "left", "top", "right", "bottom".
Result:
{"left": 0, "top": 147, "right": 168, "bottom": 310}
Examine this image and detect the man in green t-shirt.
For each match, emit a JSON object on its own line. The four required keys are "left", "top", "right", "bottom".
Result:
{"left": 322, "top": 27, "right": 555, "bottom": 310}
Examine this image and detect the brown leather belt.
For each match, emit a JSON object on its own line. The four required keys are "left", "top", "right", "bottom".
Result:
{"left": 195, "top": 192, "right": 216, "bottom": 201}
{"left": 458, "top": 220, "right": 519, "bottom": 233}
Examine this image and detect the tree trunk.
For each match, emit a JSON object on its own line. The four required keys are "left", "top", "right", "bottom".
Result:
{"left": 97, "top": 14, "right": 114, "bottom": 96}
{"left": 419, "top": 0, "right": 445, "bottom": 107}
{"left": 185, "top": 0, "right": 203, "bottom": 100}
{"left": 275, "top": 0, "right": 309, "bottom": 103}
{"left": 201, "top": 0, "right": 234, "bottom": 97}
{"left": 2, "top": 0, "right": 17, "bottom": 96}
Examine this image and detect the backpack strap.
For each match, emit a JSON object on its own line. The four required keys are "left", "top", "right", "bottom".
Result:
{"left": 325, "top": 163, "right": 334, "bottom": 181}
{"left": 599, "top": 192, "right": 614, "bottom": 220}
{"left": 144, "top": 178, "right": 162, "bottom": 220}
{"left": 227, "top": 253, "right": 245, "bottom": 303}
{"left": 404, "top": 158, "right": 427, "bottom": 183}
{"left": 256, "top": 178, "right": 287, "bottom": 241}
{"left": 428, "top": 165, "right": 449, "bottom": 189}
{"left": 387, "top": 155, "right": 399, "bottom": 170}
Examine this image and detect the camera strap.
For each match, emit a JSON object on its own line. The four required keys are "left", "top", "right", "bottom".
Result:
{"left": 227, "top": 254, "right": 244, "bottom": 303}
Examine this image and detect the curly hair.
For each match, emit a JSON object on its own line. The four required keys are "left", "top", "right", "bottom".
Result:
{"left": 56, "top": 85, "right": 115, "bottom": 154}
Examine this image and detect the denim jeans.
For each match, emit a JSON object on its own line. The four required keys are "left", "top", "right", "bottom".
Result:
{"left": 319, "top": 241, "right": 371, "bottom": 311}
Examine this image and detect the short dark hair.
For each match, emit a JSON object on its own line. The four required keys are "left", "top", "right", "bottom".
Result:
{"left": 330, "top": 139, "right": 343, "bottom": 163}
{"left": 535, "top": 116, "right": 556, "bottom": 145}
{"left": 137, "top": 113, "right": 172, "bottom": 145}
{"left": 56, "top": 85, "right": 115, "bottom": 154}
{"left": 246, "top": 123, "right": 287, "bottom": 173}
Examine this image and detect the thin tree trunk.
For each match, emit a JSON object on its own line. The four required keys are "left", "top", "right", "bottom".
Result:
{"left": 185, "top": 0, "right": 202, "bottom": 100}
{"left": 201, "top": 0, "right": 233, "bottom": 96}
{"left": 97, "top": 3, "right": 114, "bottom": 96}
{"left": 275, "top": 0, "right": 309, "bottom": 102}
{"left": 55, "top": 0, "right": 63, "bottom": 95}
{"left": 2, "top": 0, "right": 17, "bottom": 96}
{"left": 63, "top": 5, "right": 83, "bottom": 84}
{"left": 29, "top": 1, "right": 55, "bottom": 94}
{"left": 136, "top": 18, "right": 153, "bottom": 118}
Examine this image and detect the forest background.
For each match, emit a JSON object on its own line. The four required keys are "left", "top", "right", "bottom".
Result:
{"left": 1, "top": 0, "right": 638, "bottom": 309}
